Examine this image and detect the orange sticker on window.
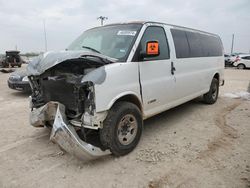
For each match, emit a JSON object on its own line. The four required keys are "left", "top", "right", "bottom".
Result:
{"left": 147, "top": 42, "right": 159, "bottom": 55}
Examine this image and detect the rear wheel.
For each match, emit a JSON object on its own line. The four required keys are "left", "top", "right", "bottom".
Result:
{"left": 237, "top": 64, "right": 245, "bottom": 69}
{"left": 100, "top": 102, "right": 142, "bottom": 156}
{"left": 203, "top": 78, "right": 219, "bottom": 104}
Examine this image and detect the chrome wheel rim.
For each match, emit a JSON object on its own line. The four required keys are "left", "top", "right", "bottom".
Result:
{"left": 212, "top": 84, "right": 217, "bottom": 99}
{"left": 117, "top": 114, "right": 138, "bottom": 145}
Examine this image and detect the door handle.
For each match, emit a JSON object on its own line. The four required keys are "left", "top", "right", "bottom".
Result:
{"left": 171, "top": 61, "right": 176, "bottom": 75}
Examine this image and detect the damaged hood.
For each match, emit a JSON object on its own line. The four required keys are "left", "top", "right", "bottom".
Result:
{"left": 26, "top": 50, "right": 117, "bottom": 76}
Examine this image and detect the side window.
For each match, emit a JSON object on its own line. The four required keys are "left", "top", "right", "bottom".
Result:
{"left": 139, "top": 26, "right": 170, "bottom": 61}
{"left": 170, "top": 29, "right": 189, "bottom": 58}
{"left": 199, "top": 33, "right": 223, "bottom": 57}
{"left": 242, "top": 56, "right": 250, "bottom": 60}
{"left": 199, "top": 34, "right": 211, "bottom": 57}
{"left": 186, "top": 31, "right": 203, "bottom": 57}
{"left": 171, "top": 28, "right": 223, "bottom": 58}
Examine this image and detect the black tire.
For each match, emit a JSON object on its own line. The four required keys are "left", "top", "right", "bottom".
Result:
{"left": 100, "top": 101, "right": 143, "bottom": 156}
{"left": 203, "top": 78, "right": 219, "bottom": 104}
{"left": 237, "top": 64, "right": 245, "bottom": 69}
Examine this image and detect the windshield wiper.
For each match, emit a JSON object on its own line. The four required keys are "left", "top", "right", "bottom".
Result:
{"left": 82, "top": 46, "right": 101, "bottom": 54}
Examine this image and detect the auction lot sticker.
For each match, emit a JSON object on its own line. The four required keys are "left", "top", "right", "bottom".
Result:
{"left": 117, "top": 30, "right": 137, "bottom": 36}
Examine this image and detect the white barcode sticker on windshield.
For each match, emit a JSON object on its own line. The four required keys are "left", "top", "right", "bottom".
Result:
{"left": 117, "top": 30, "right": 137, "bottom": 36}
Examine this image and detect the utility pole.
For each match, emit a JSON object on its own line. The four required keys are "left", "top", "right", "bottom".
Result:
{"left": 43, "top": 19, "right": 48, "bottom": 52}
{"left": 97, "top": 16, "right": 108, "bottom": 26}
{"left": 230, "top": 34, "right": 234, "bottom": 55}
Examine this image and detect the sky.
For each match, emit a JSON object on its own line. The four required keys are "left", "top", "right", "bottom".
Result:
{"left": 0, "top": 0, "right": 249, "bottom": 54}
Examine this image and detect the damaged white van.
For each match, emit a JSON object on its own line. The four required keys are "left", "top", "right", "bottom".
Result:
{"left": 27, "top": 21, "right": 224, "bottom": 160}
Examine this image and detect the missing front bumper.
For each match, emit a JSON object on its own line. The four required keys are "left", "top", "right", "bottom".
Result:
{"left": 30, "top": 102, "right": 111, "bottom": 161}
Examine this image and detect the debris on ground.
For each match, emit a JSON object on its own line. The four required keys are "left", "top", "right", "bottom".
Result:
{"left": 0, "top": 69, "right": 15, "bottom": 73}
{"left": 223, "top": 91, "right": 250, "bottom": 101}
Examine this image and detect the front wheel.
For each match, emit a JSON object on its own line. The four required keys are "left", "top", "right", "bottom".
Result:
{"left": 100, "top": 102, "right": 143, "bottom": 156}
{"left": 237, "top": 64, "right": 245, "bottom": 69}
{"left": 203, "top": 78, "right": 219, "bottom": 104}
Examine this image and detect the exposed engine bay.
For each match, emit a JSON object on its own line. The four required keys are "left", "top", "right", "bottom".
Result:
{"left": 28, "top": 55, "right": 111, "bottom": 126}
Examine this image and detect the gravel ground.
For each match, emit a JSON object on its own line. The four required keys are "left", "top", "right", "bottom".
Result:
{"left": 0, "top": 65, "right": 249, "bottom": 188}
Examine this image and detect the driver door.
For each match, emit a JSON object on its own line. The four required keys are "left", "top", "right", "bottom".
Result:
{"left": 134, "top": 26, "right": 176, "bottom": 117}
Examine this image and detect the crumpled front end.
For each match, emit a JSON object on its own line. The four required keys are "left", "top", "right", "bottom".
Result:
{"left": 30, "top": 101, "right": 110, "bottom": 161}
{"left": 27, "top": 51, "right": 115, "bottom": 160}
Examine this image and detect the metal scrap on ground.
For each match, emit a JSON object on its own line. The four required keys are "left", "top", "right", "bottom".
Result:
{"left": 0, "top": 69, "right": 15, "bottom": 73}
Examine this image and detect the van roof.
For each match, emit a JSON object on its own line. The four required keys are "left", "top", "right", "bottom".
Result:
{"left": 104, "top": 21, "right": 219, "bottom": 37}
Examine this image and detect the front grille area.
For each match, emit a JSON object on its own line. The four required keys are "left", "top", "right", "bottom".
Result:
{"left": 40, "top": 78, "right": 85, "bottom": 117}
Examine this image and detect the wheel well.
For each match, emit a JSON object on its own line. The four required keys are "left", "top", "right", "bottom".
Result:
{"left": 237, "top": 63, "right": 245, "bottom": 67}
{"left": 115, "top": 94, "right": 142, "bottom": 111}
{"left": 213, "top": 73, "right": 219, "bottom": 81}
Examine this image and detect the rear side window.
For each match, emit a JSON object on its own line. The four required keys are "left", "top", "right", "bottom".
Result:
{"left": 171, "top": 29, "right": 223, "bottom": 58}
{"left": 139, "top": 26, "right": 170, "bottom": 61}
{"left": 170, "top": 29, "right": 189, "bottom": 58}
{"left": 186, "top": 31, "right": 203, "bottom": 57}
{"left": 199, "top": 33, "right": 223, "bottom": 57}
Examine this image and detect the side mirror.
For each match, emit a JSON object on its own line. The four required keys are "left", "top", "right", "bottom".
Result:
{"left": 140, "top": 41, "right": 160, "bottom": 59}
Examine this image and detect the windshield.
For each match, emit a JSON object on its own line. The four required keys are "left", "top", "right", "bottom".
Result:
{"left": 67, "top": 24, "right": 142, "bottom": 62}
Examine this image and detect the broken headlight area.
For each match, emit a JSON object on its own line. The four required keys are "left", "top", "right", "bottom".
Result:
{"left": 29, "top": 58, "right": 99, "bottom": 122}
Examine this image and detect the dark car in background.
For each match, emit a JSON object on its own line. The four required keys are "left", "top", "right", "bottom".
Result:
{"left": 8, "top": 71, "right": 31, "bottom": 92}
{"left": 2, "top": 51, "right": 25, "bottom": 68}
{"left": 224, "top": 54, "right": 233, "bottom": 67}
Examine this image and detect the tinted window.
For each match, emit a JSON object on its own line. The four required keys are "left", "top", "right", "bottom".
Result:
{"left": 170, "top": 29, "right": 189, "bottom": 58}
{"left": 199, "top": 33, "right": 223, "bottom": 57}
{"left": 171, "top": 29, "right": 223, "bottom": 58}
{"left": 139, "top": 26, "right": 170, "bottom": 61}
{"left": 199, "top": 34, "right": 211, "bottom": 57}
{"left": 186, "top": 31, "right": 203, "bottom": 57}
{"left": 242, "top": 56, "right": 250, "bottom": 60}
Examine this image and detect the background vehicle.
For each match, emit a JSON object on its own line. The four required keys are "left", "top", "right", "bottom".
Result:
{"left": 2, "top": 51, "right": 25, "bottom": 68}
{"left": 8, "top": 71, "right": 31, "bottom": 92}
{"left": 229, "top": 54, "right": 237, "bottom": 63}
{"left": 224, "top": 54, "right": 232, "bottom": 67}
{"left": 0, "top": 55, "right": 4, "bottom": 67}
{"left": 233, "top": 54, "right": 250, "bottom": 69}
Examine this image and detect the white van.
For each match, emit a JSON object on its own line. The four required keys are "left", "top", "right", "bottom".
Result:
{"left": 27, "top": 21, "right": 224, "bottom": 160}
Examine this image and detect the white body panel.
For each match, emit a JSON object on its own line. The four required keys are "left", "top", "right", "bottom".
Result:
{"left": 240, "top": 59, "right": 250, "bottom": 67}
{"left": 94, "top": 62, "right": 141, "bottom": 112}
{"left": 93, "top": 22, "right": 224, "bottom": 121}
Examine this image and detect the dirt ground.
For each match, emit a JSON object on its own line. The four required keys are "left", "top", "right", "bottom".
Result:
{"left": 0, "top": 65, "right": 249, "bottom": 188}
